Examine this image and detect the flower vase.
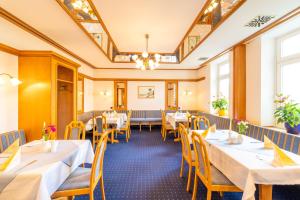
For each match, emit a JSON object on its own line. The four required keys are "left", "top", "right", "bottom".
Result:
{"left": 237, "top": 134, "right": 243, "bottom": 144}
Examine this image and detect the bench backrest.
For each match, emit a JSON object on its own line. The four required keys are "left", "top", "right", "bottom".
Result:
{"left": 0, "top": 130, "right": 26, "bottom": 153}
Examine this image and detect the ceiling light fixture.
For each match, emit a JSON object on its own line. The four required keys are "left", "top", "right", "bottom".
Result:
{"left": 71, "top": 0, "right": 92, "bottom": 14}
{"left": 131, "top": 34, "right": 161, "bottom": 70}
{"left": 0, "top": 73, "right": 22, "bottom": 86}
{"left": 204, "top": 0, "right": 219, "bottom": 14}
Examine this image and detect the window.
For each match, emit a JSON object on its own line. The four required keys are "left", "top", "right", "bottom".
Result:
{"left": 217, "top": 61, "right": 230, "bottom": 100}
{"left": 277, "top": 30, "right": 300, "bottom": 103}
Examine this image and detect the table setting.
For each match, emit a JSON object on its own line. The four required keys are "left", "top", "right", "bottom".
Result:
{"left": 189, "top": 125, "right": 300, "bottom": 200}
{"left": 0, "top": 139, "right": 94, "bottom": 200}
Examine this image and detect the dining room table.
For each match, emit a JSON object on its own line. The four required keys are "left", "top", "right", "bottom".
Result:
{"left": 166, "top": 112, "right": 190, "bottom": 142}
{"left": 188, "top": 129, "right": 300, "bottom": 200}
{"left": 0, "top": 140, "right": 94, "bottom": 200}
{"left": 86, "top": 112, "right": 127, "bottom": 143}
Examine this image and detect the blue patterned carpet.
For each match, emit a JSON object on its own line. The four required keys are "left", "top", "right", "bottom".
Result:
{"left": 76, "top": 127, "right": 300, "bottom": 200}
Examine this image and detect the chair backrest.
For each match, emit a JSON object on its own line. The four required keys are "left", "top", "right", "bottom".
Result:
{"left": 192, "top": 132, "right": 212, "bottom": 185}
{"left": 126, "top": 111, "right": 131, "bottom": 128}
{"left": 161, "top": 111, "right": 166, "bottom": 125}
{"left": 178, "top": 123, "right": 193, "bottom": 161}
{"left": 194, "top": 116, "right": 210, "bottom": 130}
{"left": 94, "top": 115, "right": 107, "bottom": 134}
{"left": 64, "top": 121, "right": 86, "bottom": 140}
{"left": 0, "top": 134, "right": 9, "bottom": 153}
{"left": 90, "top": 131, "right": 109, "bottom": 189}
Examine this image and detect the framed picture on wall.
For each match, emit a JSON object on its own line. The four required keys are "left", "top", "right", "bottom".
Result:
{"left": 188, "top": 36, "right": 200, "bottom": 52}
{"left": 138, "top": 86, "right": 155, "bottom": 99}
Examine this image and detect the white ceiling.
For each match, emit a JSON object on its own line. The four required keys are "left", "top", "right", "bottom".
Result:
{"left": 94, "top": 0, "right": 204, "bottom": 53}
{"left": 0, "top": 0, "right": 300, "bottom": 69}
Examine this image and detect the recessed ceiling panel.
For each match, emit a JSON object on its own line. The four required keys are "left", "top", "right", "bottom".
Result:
{"left": 93, "top": 0, "right": 205, "bottom": 52}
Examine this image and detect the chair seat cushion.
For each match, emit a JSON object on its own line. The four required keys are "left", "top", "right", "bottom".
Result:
{"left": 146, "top": 118, "right": 162, "bottom": 122}
{"left": 58, "top": 167, "right": 91, "bottom": 191}
{"left": 211, "top": 165, "right": 234, "bottom": 185}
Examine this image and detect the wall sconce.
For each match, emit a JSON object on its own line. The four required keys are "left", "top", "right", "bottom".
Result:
{"left": 183, "top": 90, "right": 192, "bottom": 96}
{"left": 0, "top": 73, "right": 22, "bottom": 86}
{"left": 99, "top": 90, "right": 111, "bottom": 96}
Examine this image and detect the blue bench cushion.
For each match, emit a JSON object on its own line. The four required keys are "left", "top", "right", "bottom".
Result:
{"left": 131, "top": 118, "right": 147, "bottom": 122}
{"left": 146, "top": 118, "right": 162, "bottom": 122}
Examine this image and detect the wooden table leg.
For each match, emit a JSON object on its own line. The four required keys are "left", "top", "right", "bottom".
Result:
{"left": 259, "top": 184, "right": 272, "bottom": 200}
{"left": 110, "top": 129, "right": 119, "bottom": 144}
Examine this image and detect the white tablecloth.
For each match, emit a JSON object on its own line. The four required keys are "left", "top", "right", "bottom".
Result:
{"left": 0, "top": 140, "right": 94, "bottom": 200}
{"left": 189, "top": 130, "right": 300, "bottom": 200}
{"left": 166, "top": 113, "right": 188, "bottom": 129}
{"left": 86, "top": 113, "right": 127, "bottom": 131}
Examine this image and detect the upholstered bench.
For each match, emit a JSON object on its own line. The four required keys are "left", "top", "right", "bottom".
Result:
{"left": 0, "top": 130, "right": 26, "bottom": 152}
{"left": 198, "top": 112, "right": 300, "bottom": 155}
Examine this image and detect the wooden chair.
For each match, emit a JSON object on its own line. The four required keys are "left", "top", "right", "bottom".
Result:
{"left": 194, "top": 116, "right": 210, "bottom": 130}
{"left": 52, "top": 132, "right": 109, "bottom": 200}
{"left": 191, "top": 132, "right": 242, "bottom": 200}
{"left": 161, "top": 111, "right": 175, "bottom": 141}
{"left": 178, "top": 123, "right": 196, "bottom": 191}
{"left": 64, "top": 121, "right": 86, "bottom": 140}
{"left": 117, "top": 111, "right": 132, "bottom": 142}
{"left": 93, "top": 115, "right": 112, "bottom": 148}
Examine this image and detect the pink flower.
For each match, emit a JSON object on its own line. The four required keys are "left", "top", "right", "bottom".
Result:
{"left": 48, "top": 125, "right": 56, "bottom": 132}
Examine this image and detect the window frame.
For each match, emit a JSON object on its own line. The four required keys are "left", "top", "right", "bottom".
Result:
{"left": 276, "top": 28, "right": 300, "bottom": 99}
{"left": 216, "top": 60, "right": 230, "bottom": 99}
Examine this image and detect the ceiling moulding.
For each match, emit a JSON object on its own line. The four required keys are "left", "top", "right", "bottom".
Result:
{"left": 56, "top": 0, "right": 246, "bottom": 65}
{"left": 0, "top": 7, "right": 98, "bottom": 69}
{"left": 55, "top": 0, "right": 117, "bottom": 62}
{"left": 0, "top": 7, "right": 198, "bottom": 71}
{"left": 79, "top": 73, "right": 206, "bottom": 82}
{"left": 197, "top": 6, "right": 300, "bottom": 70}
{"left": 176, "top": 0, "right": 246, "bottom": 63}
{"left": 0, "top": 43, "right": 81, "bottom": 68}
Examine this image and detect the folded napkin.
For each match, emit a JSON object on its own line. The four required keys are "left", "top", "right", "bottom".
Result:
{"left": 264, "top": 135, "right": 274, "bottom": 149}
{"left": 210, "top": 124, "right": 217, "bottom": 133}
{"left": 272, "top": 145, "right": 297, "bottom": 167}
{"left": 201, "top": 127, "right": 211, "bottom": 138}
{"left": 263, "top": 136, "right": 297, "bottom": 167}
{"left": 0, "top": 139, "right": 20, "bottom": 172}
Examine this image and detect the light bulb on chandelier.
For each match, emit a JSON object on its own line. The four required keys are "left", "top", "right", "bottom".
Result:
{"left": 132, "top": 34, "right": 160, "bottom": 70}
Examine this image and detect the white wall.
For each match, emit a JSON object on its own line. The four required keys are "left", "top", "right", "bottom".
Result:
{"left": 93, "top": 68, "right": 199, "bottom": 79}
{"left": 196, "top": 66, "right": 211, "bottom": 112}
{"left": 83, "top": 78, "right": 94, "bottom": 112}
{"left": 93, "top": 81, "right": 114, "bottom": 110}
{"left": 0, "top": 51, "right": 18, "bottom": 133}
{"left": 178, "top": 82, "right": 199, "bottom": 110}
{"left": 127, "top": 81, "right": 165, "bottom": 110}
{"left": 246, "top": 38, "right": 262, "bottom": 125}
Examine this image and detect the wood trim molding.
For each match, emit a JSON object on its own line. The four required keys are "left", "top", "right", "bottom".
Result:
{"left": 79, "top": 73, "right": 205, "bottom": 82}
{"left": 0, "top": 43, "right": 19, "bottom": 56}
{"left": 19, "top": 51, "right": 80, "bottom": 68}
{"left": 0, "top": 7, "right": 97, "bottom": 69}
{"left": 232, "top": 44, "right": 246, "bottom": 120}
{"left": 113, "top": 80, "right": 127, "bottom": 110}
{"left": 0, "top": 43, "right": 81, "bottom": 68}
{"left": 177, "top": 0, "right": 246, "bottom": 62}
{"left": 165, "top": 80, "right": 179, "bottom": 110}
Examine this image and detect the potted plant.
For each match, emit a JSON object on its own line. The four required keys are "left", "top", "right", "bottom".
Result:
{"left": 274, "top": 94, "right": 300, "bottom": 134}
{"left": 236, "top": 120, "right": 249, "bottom": 135}
{"left": 212, "top": 97, "right": 228, "bottom": 116}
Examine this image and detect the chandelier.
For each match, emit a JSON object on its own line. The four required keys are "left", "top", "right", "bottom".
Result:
{"left": 131, "top": 34, "right": 161, "bottom": 70}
